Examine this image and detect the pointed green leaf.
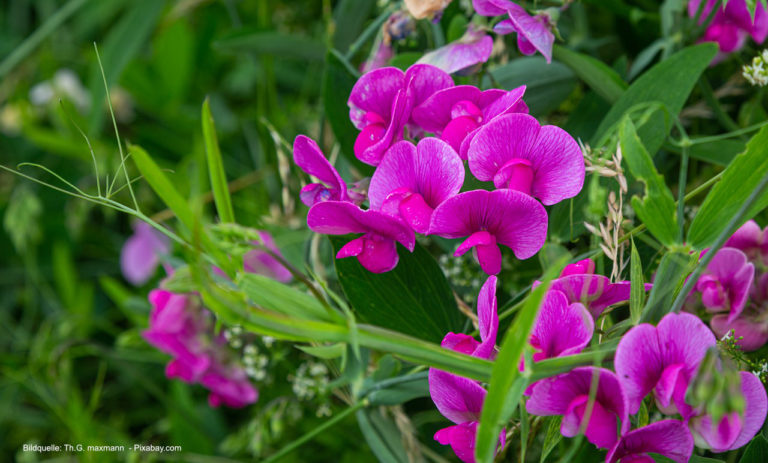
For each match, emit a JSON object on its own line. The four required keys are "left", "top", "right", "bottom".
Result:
{"left": 630, "top": 239, "right": 645, "bottom": 325}
{"left": 640, "top": 250, "right": 694, "bottom": 323}
{"left": 237, "top": 273, "right": 342, "bottom": 323}
{"left": 553, "top": 45, "right": 627, "bottom": 103}
{"left": 739, "top": 434, "right": 768, "bottom": 463}
{"left": 202, "top": 97, "right": 235, "bottom": 223}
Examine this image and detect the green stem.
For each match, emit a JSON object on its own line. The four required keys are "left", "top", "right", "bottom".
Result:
{"left": 262, "top": 400, "right": 368, "bottom": 463}
{"left": 699, "top": 76, "right": 742, "bottom": 135}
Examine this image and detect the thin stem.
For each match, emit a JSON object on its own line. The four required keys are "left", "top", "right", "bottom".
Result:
{"left": 345, "top": 3, "right": 396, "bottom": 59}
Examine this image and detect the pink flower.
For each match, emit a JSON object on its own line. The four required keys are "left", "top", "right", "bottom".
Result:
{"left": 472, "top": 1, "right": 555, "bottom": 62}
{"left": 695, "top": 247, "right": 754, "bottom": 322}
{"left": 529, "top": 289, "right": 594, "bottom": 363}
{"left": 724, "top": 219, "right": 768, "bottom": 265}
{"left": 306, "top": 200, "right": 415, "bottom": 273}
{"left": 606, "top": 420, "right": 694, "bottom": 463}
{"left": 710, "top": 272, "right": 768, "bottom": 351}
{"left": 412, "top": 84, "right": 528, "bottom": 158}
{"left": 526, "top": 367, "right": 630, "bottom": 449}
{"left": 467, "top": 113, "right": 584, "bottom": 206}
{"left": 120, "top": 221, "right": 170, "bottom": 286}
{"left": 429, "top": 189, "right": 548, "bottom": 275}
{"left": 441, "top": 276, "right": 499, "bottom": 360}
{"left": 368, "top": 138, "right": 464, "bottom": 234}
{"left": 416, "top": 25, "right": 494, "bottom": 75}
{"left": 243, "top": 231, "right": 293, "bottom": 283}
{"left": 293, "top": 135, "right": 355, "bottom": 207}
{"left": 144, "top": 290, "right": 258, "bottom": 408}
{"left": 348, "top": 64, "right": 453, "bottom": 166}
{"left": 689, "top": 0, "right": 768, "bottom": 58}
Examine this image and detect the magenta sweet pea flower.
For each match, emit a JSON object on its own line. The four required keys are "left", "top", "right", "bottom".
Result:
{"left": 307, "top": 200, "right": 415, "bottom": 273}
{"left": 539, "top": 259, "right": 641, "bottom": 318}
{"left": 417, "top": 25, "right": 494, "bottom": 75}
{"left": 689, "top": 371, "right": 768, "bottom": 453}
{"left": 606, "top": 420, "right": 694, "bottom": 463}
{"left": 695, "top": 247, "right": 754, "bottom": 322}
{"left": 368, "top": 138, "right": 464, "bottom": 234}
{"left": 293, "top": 135, "right": 353, "bottom": 207}
{"left": 412, "top": 84, "right": 527, "bottom": 158}
{"left": 529, "top": 289, "right": 594, "bottom": 363}
{"left": 144, "top": 290, "right": 258, "bottom": 408}
{"left": 526, "top": 367, "right": 629, "bottom": 449}
{"left": 689, "top": 0, "right": 768, "bottom": 58}
{"left": 348, "top": 64, "right": 453, "bottom": 166}
{"left": 121, "top": 221, "right": 171, "bottom": 286}
{"left": 725, "top": 219, "right": 768, "bottom": 264}
{"left": 614, "top": 312, "right": 716, "bottom": 418}
{"left": 710, "top": 272, "right": 768, "bottom": 350}
{"left": 243, "top": 231, "right": 293, "bottom": 283}
{"left": 467, "top": 113, "right": 584, "bottom": 206}
{"left": 429, "top": 189, "right": 548, "bottom": 275}
{"left": 493, "top": 4, "right": 555, "bottom": 63}
{"left": 441, "top": 275, "right": 499, "bottom": 360}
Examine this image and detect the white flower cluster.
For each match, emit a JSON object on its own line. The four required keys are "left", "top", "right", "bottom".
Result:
{"left": 243, "top": 344, "right": 269, "bottom": 381}
{"left": 743, "top": 50, "right": 768, "bottom": 87}
{"left": 289, "top": 361, "right": 329, "bottom": 401}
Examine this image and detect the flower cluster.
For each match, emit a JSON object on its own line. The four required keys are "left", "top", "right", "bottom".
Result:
{"left": 688, "top": 220, "right": 768, "bottom": 351}
{"left": 689, "top": 0, "right": 768, "bottom": 61}
{"left": 472, "top": 0, "right": 556, "bottom": 63}
{"left": 294, "top": 63, "right": 584, "bottom": 274}
{"left": 743, "top": 49, "right": 768, "bottom": 86}
{"left": 144, "top": 289, "right": 259, "bottom": 408}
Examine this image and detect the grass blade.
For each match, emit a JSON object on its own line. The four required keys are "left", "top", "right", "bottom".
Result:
{"left": 202, "top": 97, "right": 235, "bottom": 223}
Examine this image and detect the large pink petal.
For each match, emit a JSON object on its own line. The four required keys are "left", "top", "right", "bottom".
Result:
{"left": 527, "top": 125, "right": 585, "bottom": 205}
{"left": 728, "top": 371, "right": 768, "bottom": 450}
{"left": 725, "top": 220, "right": 763, "bottom": 254}
{"left": 307, "top": 201, "right": 415, "bottom": 250}
{"left": 467, "top": 113, "right": 540, "bottom": 183}
{"left": 614, "top": 324, "right": 664, "bottom": 414}
{"left": 412, "top": 85, "right": 485, "bottom": 133}
{"left": 474, "top": 275, "right": 498, "bottom": 359}
{"left": 355, "top": 88, "right": 411, "bottom": 166}
{"left": 606, "top": 420, "right": 693, "bottom": 463}
{"left": 417, "top": 34, "right": 494, "bottom": 75}
{"left": 293, "top": 135, "right": 347, "bottom": 200}
{"left": 404, "top": 63, "right": 454, "bottom": 110}
{"left": 348, "top": 67, "right": 404, "bottom": 128}
{"left": 434, "top": 422, "right": 479, "bottom": 463}
{"left": 530, "top": 290, "right": 593, "bottom": 361}
{"left": 701, "top": 247, "right": 755, "bottom": 321}
{"left": 429, "top": 369, "right": 486, "bottom": 424}
{"left": 656, "top": 312, "right": 717, "bottom": 383}
{"left": 471, "top": 0, "right": 515, "bottom": 17}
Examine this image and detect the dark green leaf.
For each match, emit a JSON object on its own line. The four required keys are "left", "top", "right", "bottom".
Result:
{"left": 640, "top": 250, "right": 694, "bottom": 323}
{"left": 202, "top": 97, "right": 235, "bottom": 223}
{"left": 540, "top": 416, "right": 563, "bottom": 463}
{"left": 592, "top": 43, "right": 718, "bottom": 155}
{"left": 356, "top": 408, "right": 409, "bottom": 463}
{"left": 367, "top": 377, "right": 428, "bottom": 406}
{"left": 331, "top": 238, "right": 464, "bottom": 343}
{"left": 553, "top": 45, "right": 627, "bottom": 103}
{"left": 689, "top": 139, "right": 744, "bottom": 166}
{"left": 687, "top": 126, "right": 768, "bottom": 249}
{"left": 332, "top": 0, "right": 376, "bottom": 51}
{"left": 739, "top": 434, "right": 768, "bottom": 463}
{"left": 214, "top": 30, "right": 326, "bottom": 61}
{"left": 486, "top": 57, "right": 577, "bottom": 116}
{"left": 236, "top": 273, "right": 342, "bottom": 323}
{"left": 620, "top": 118, "right": 679, "bottom": 247}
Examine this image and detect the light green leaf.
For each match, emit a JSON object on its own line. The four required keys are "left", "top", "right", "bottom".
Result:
{"left": 236, "top": 273, "right": 342, "bottom": 323}
{"left": 593, "top": 43, "right": 717, "bottom": 155}
{"left": 687, "top": 125, "right": 768, "bottom": 249}
{"left": 553, "top": 45, "right": 627, "bottom": 103}
{"left": 540, "top": 416, "right": 563, "bottom": 463}
{"left": 213, "top": 30, "right": 326, "bottom": 62}
{"left": 296, "top": 343, "right": 346, "bottom": 359}
{"left": 620, "top": 118, "right": 679, "bottom": 247}
{"left": 630, "top": 239, "right": 645, "bottom": 325}
{"left": 202, "top": 97, "right": 235, "bottom": 223}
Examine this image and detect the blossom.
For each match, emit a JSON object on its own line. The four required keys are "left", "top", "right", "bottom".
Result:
{"left": 368, "top": 138, "right": 464, "bottom": 233}
{"left": 243, "top": 231, "right": 293, "bottom": 283}
{"left": 614, "top": 312, "right": 716, "bottom": 418}
{"left": 293, "top": 135, "right": 351, "bottom": 207}
{"left": 606, "top": 420, "right": 694, "bottom": 463}
{"left": 472, "top": 1, "right": 555, "bottom": 62}
{"left": 441, "top": 275, "right": 499, "bottom": 360}
{"left": 121, "top": 221, "right": 170, "bottom": 286}
{"left": 417, "top": 25, "right": 494, "bottom": 75}
{"left": 144, "top": 290, "right": 258, "bottom": 408}
{"left": 412, "top": 84, "right": 527, "bottom": 157}
{"left": 695, "top": 247, "right": 754, "bottom": 322}
{"left": 539, "top": 259, "right": 640, "bottom": 318}
{"left": 307, "top": 200, "right": 415, "bottom": 273}
{"left": 688, "top": 0, "right": 768, "bottom": 59}
{"left": 724, "top": 219, "right": 768, "bottom": 264}
{"left": 526, "top": 367, "right": 629, "bottom": 449}
{"left": 429, "top": 189, "right": 548, "bottom": 275}
{"left": 689, "top": 371, "right": 768, "bottom": 452}
{"left": 529, "top": 289, "right": 594, "bottom": 363}
{"left": 711, "top": 272, "right": 768, "bottom": 351}
{"left": 348, "top": 64, "right": 453, "bottom": 165}
{"left": 467, "top": 113, "right": 584, "bottom": 206}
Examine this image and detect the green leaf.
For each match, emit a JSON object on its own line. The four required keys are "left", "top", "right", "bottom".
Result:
{"left": 486, "top": 57, "right": 577, "bottom": 116}
{"left": 739, "top": 434, "right": 768, "bottom": 463}
{"left": 236, "top": 273, "right": 342, "bottom": 323}
{"left": 202, "top": 97, "right": 235, "bottom": 223}
{"left": 619, "top": 118, "right": 679, "bottom": 247}
{"left": 553, "top": 45, "right": 627, "bottom": 103}
{"left": 332, "top": 0, "right": 376, "bottom": 51}
{"left": 296, "top": 343, "right": 346, "bottom": 359}
{"left": 322, "top": 50, "right": 373, "bottom": 175}
{"left": 331, "top": 238, "right": 464, "bottom": 343}
{"left": 637, "top": 400, "right": 649, "bottom": 427}
{"left": 640, "top": 251, "right": 694, "bottom": 323}
{"left": 630, "top": 239, "right": 645, "bottom": 325}
{"left": 690, "top": 456, "right": 725, "bottom": 463}
{"left": 689, "top": 139, "right": 744, "bottom": 166}
{"left": 213, "top": 30, "right": 326, "bottom": 62}
{"left": 592, "top": 43, "right": 718, "bottom": 155}
{"left": 475, "top": 260, "right": 565, "bottom": 463}
{"left": 366, "top": 375, "right": 429, "bottom": 406}
{"left": 540, "top": 416, "right": 563, "bottom": 463}
{"left": 687, "top": 125, "right": 768, "bottom": 249}
{"left": 356, "top": 408, "right": 409, "bottom": 463}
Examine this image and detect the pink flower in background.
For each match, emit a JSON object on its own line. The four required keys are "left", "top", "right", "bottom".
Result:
{"left": 695, "top": 247, "right": 754, "bottom": 322}
{"left": 307, "top": 200, "right": 415, "bottom": 273}
{"left": 243, "top": 231, "right": 293, "bottom": 282}
{"left": 368, "top": 138, "right": 464, "bottom": 233}
{"left": 529, "top": 289, "right": 594, "bottom": 363}
{"left": 688, "top": 0, "right": 768, "bottom": 57}
{"left": 541, "top": 259, "right": 646, "bottom": 318}
{"left": 725, "top": 219, "right": 768, "bottom": 264}
{"left": 441, "top": 275, "right": 499, "bottom": 360}
{"left": 710, "top": 272, "right": 768, "bottom": 351}
{"left": 689, "top": 371, "right": 768, "bottom": 453}
{"left": 144, "top": 290, "right": 258, "bottom": 408}
{"left": 412, "top": 84, "right": 527, "bottom": 157}
{"left": 429, "top": 189, "right": 548, "bottom": 275}
{"left": 614, "top": 312, "right": 716, "bottom": 418}
{"left": 467, "top": 113, "right": 584, "bottom": 206}
{"left": 472, "top": 0, "right": 555, "bottom": 62}
{"left": 348, "top": 64, "right": 453, "bottom": 165}
{"left": 606, "top": 420, "right": 694, "bottom": 463}
{"left": 526, "top": 367, "right": 629, "bottom": 449}
{"left": 293, "top": 135, "right": 353, "bottom": 207}
{"left": 417, "top": 25, "right": 494, "bottom": 75}
{"left": 121, "top": 221, "right": 170, "bottom": 286}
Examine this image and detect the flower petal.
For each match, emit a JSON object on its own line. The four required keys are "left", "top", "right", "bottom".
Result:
{"left": 429, "top": 369, "right": 486, "bottom": 423}
{"left": 412, "top": 85, "right": 485, "bottom": 133}
{"left": 348, "top": 67, "right": 404, "bottom": 128}
{"left": 434, "top": 423, "right": 478, "bottom": 463}
{"left": 417, "top": 32, "right": 494, "bottom": 75}
{"left": 530, "top": 289, "right": 594, "bottom": 361}
{"left": 606, "top": 420, "right": 694, "bottom": 463}
{"left": 307, "top": 201, "right": 415, "bottom": 250}
{"left": 476, "top": 275, "right": 498, "bottom": 358}
{"left": 293, "top": 135, "right": 347, "bottom": 201}
{"left": 710, "top": 314, "right": 768, "bottom": 352}
{"left": 506, "top": 4, "right": 554, "bottom": 63}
